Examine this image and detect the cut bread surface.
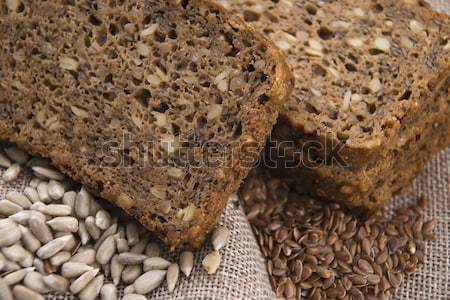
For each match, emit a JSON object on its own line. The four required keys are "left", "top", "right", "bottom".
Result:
{"left": 0, "top": 0, "right": 293, "bottom": 248}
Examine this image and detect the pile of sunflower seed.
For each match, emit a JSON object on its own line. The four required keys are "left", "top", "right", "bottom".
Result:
{"left": 240, "top": 171, "right": 436, "bottom": 300}
{"left": 0, "top": 145, "right": 230, "bottom": 300}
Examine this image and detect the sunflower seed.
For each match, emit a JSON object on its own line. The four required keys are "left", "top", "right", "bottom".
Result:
{"left": 38, "top": 204, "right": 72, "bottom": 216}
{"left": 116, "top": 237, "right": 129, "bottom": 253}
{"left": 23, "top": 271, "right": 50, "bottom": 293}
{"left": 37, "top": 235, "right": 72, "bottom": 259}
{"left": 89, "top": 199, "right": 102, "bottom": 216}
{"left": 180, "top": 251, "right": 194, "bottom": 277}
{"left": 101, "top": 283, "right": 117, "bottom": 300}
{"left": 145, "top": 242, "right": 160, "bottom": 257}
{"left": 202, "top": 251, "right": 221, "bottom": 274}
{"left": 37, "top": 182, "right": 51, "bottom": 203}
{"left": 3, "top": 267, "right": 34, "bottom": 285}
{"left": 0, "top": 200, "right": 23, "bottom": 216}
{"left": 2, "top": 244, "right": 31, "bottom": 264}
{"left": 12, "top": 284, "right": 45, "bottom": 300}
{"left": 61, "top": 233, "right": 77, "bottom": 252}
{"left": 70, "top": 268, "right": 100, "bottom": 294}
{"left": 143, "top": 257, "right": 171, "bottom": 272}
{"left": 85, "top": 216, "right": 101, "bottom": 240}
{"left": 126, "top": 222, "right": 139, "bottom": 246}
{"left": 122, "top": 265, "right": 143, "bottom": 284}
{"left": 130, "top": 235, "right": 150, "bottom": 254}
{"left": 49, "top": 251, "right": 72, "bottom": 266}
{"left": 78, "top": 274, "right": 104, "bottom": 300}
{"left": 43, "top": 274, "right": 70, "bottom": 293}
{"left": 29, "top": 216, "right": 54, "bottom": 243}
{"left": 78, "top": 221, "right": 91, "bottom": 245}
{"left": 123, "top": 284, "right": 135, "bottom": 294}
{"left": 75, "top": 187, "right": 91, "bottom": 219}
{"left": 118, "top": 252, "right": 147, "bottom": 265}
{"left": 47, "top": 180, "right": 65, "bottom": 200}
{"left": 9, "top": 210, "right": 46, "bottom": 225}
{"left": 111, "top": 254, "right": 124, "bottom": 285}
{"left": 70, "top": 248, "right": 97, "bottom": 265}
{"left": 2, "top": 164, "right": 21, "bottom": 182}
{"left": 167, "top": 263, "right": 179, "bottom": 293}
{"left": 96, "top": 235, "right": 116, "bottom": 265}
{"left": 29, "top": 201, "right": 46, "bottom": 211}
{"left": 47, "top": 216, "right": 79, "bottom": 232}
{"left": 33, "top": 258, "right": 47, "bottom": 275}
{"left": 123, "top": 294, "right": 146, "bottom": 300}
{"left": 32, "top": 166, "right": 64, "bottom": 181}
{"left": 20, "top": 253, "right": 34, "bottom": 268}
{"left": 0, "top": 278, "right": 13, "bottom": 300}
{"left": 0, "top": 219, "right": 21, "bottom": 247}
{"left": 94, "top": 221, "right": 118, "bottom": 250}
{"left": 211, "top": 226, "right": 230, "bottom": 251}
{"left": 29, "top": 178, "right": 41, "bottom": 188}
{"left": 54, "top": 230, "right": 71, "bottom": 238}
{"left": 134, "top": 270, "right": 167, "bottom": 294}
{"left": 61, "top": 262, "right": 94, "bottom": 278}
{"left": 0, "top": 152, "right": 11, "bottom": 168}
{"left": 24, "top": 187, "right": 40, "bottom": 203}
{"left": 6, "top": 191, "right": 32, "bottom": 209}
{"left": 95, "top": 210, "right": 111, "bottom": 230}
{"left": 2, "top": 260, "right": 20, "bottom": 272}
{"left": 60, "top": 191, "right": 75, "bottom": 209}
{"left": 4, "top": 147, "right": 29, "bottom": 164}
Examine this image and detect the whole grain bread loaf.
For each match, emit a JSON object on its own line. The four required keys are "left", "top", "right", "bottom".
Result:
{"left": 0, "top": 0, "right": 293, "bottom": 248}
{"left": 219, "top": 0, "right": 450, "bottom": 209}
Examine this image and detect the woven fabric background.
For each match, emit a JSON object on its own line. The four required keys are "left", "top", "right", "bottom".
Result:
{"left": 0, "top": 1, "right": 448, "bottom": 299}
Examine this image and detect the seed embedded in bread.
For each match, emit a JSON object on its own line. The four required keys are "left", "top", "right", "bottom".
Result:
{"left": 374, "top": 36, "right": 391, "bottom": 52}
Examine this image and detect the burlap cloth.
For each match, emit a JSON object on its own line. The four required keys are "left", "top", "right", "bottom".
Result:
{"left": 1, "top": 1, "right": 449, "bottom": 299}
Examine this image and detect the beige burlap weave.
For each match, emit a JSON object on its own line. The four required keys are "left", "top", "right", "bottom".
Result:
{"left": 0, "top": 1, "right": 448, "bottom": 299}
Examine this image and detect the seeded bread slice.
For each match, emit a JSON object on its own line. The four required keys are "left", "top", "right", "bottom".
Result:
{"left": 0, "top": 0, "right": 293, "bottom": 248}
{"left": 272, "top": 71, "right": 450, "bottom": 210}
{"left": 219, "top": 0, "right": 450, "bottom": 209}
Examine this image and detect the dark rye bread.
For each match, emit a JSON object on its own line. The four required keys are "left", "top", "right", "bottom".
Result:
{"left": 219, "top": 0, "right": 450, "bottom": 209}
{"left": 0, "top": 0, "right": 293, "bottom": 248}
{"left": 282, "top": 72, "right": 450, "bottom": 210}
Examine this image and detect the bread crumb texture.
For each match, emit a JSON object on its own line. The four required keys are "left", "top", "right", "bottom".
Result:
{"left": 0, "top": 0, "right": 292, "bottom": 248}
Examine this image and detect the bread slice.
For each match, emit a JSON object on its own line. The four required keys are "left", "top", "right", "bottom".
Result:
{"left": 273, "top": 72, "right": 450, "bottom": 210}
{"left": 219, "top": 0, "right": 450, "bottom": 209}
{"left": 0, "top": 0, "right": 293, "bottom": 248}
